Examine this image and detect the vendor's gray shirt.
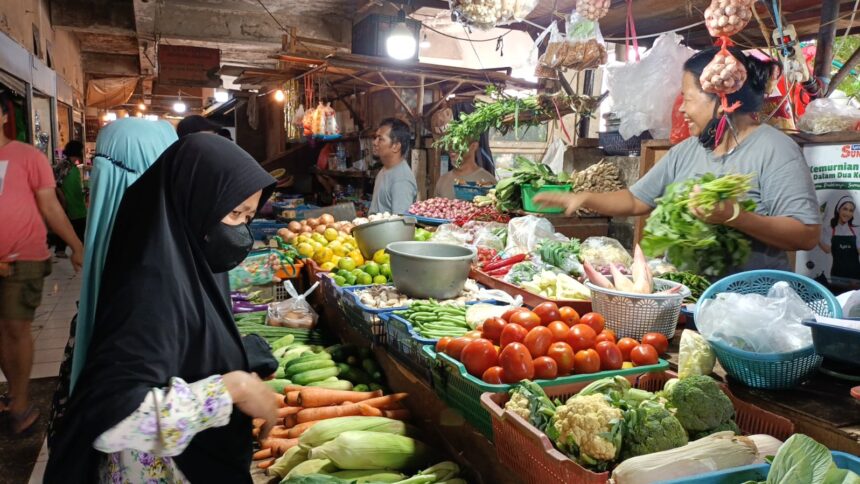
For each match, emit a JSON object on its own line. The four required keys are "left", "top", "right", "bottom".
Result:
{"left": 630, "top": 124, "right": 819, "bottom": 272}
{"left": 369, "top": 160, "right": 417, "bottom": 215}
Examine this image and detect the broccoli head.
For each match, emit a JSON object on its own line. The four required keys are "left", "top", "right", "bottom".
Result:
{"left": 690, "top": 419, "right": 740, "bottom": 440}
{"left": 620, "top": 400, "right": 688, "bottom": 460}
{"left": 664, "top": 375, "right": 734, "bottom": 433}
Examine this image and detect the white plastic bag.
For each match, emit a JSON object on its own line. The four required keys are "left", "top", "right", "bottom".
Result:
{"left": 696, "top": 282, "right": 815, "bottom": 353}
{"left": 471, "top": 222, "right": 507, "bottom": 252}
{"left": 798, "top": 98, "right": 860, "bottom": 135}
{"left": 579, "top": 236, "right": 633, "bottom": 274}
{"left": 505, "top": 216, "right": 566, "bottom": 254}
{"left": 430, "top": 223, "right": 474, "bottom": 246}
{"left": 837, "top": 290, "right": 860, "bottom": 318}
{"left": 267, "top": 281, "right": 319, "bottom": 329}
{"left": 606, "top": 32, "right": 694, "bottom": 139}
{"left": 541, "top": 139, "right": 567, "bottom": 174}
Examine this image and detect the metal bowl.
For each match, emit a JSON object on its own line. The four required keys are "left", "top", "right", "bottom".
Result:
{"left": 386, "top": 242, "right": 476, "bottom": 299}
{"left": 351, "top": 217, "right": 417, "bottom": 259}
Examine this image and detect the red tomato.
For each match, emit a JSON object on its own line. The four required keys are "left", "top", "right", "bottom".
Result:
{"left": 558, "top": 306, "right": 580, "bottom": 326}
{"left": 546, "top": 342, "right": 575, "bottom": 375}
{"left": 524, "top": 326, "right": 554, "bottom": 357}
{"left": 445, "top": 337, "right": 472, "bottom": 361}
{"left": 500, "top": 323, "right": 528, "bottom": 348}
{"left": 533, "top": 356, "right": 558, "bottom": 380}
{"left": 435, "top": 337, "right": 452, "bottom": 354}
{"left": 574, "top": 349, "right": 601, "bottom": 374}
{"left": 499, "top": 343, "right": 535, "bottom": 383}
{"left": 464, "top": 330, "right": 483, "bottom": 339}
{"left": 482, "top": 366, "right": 504, "bottom": 384}
{"left": 566, "top": 324, "right": 597, "bottom": 352}
{"left": 502, "top": 307, "right": 528, "bottom": 322}
{"left": 630, "top": 344, "right": 659, "bottom": 366}
{"left": 510, "top": 310, "right": 541, "bottom": 331}
{"left": 642, "top": 333, "right": 670, "bottom": 355}
{"left": 617, "top": 337, "right": 639, "bottom": 361}
{"left": 546, "top": 321, "right": 571, "bottom": 342}
{"left": 461, "top": 338, "right": 499, "bottom": 377}
{"left": 580, "top": 312, "right": 606, "bottom": 334}
{"left": 594, "top": 341, "right": 623, "bottom": 371}
{"left": 482, "top": 317, "right": 507, "bottom": 343}
{"left": 533, "top": 302, "right": 561, "bottom": 326}
{"left": 595, "top": 329, "right": 617, "bottom": 345}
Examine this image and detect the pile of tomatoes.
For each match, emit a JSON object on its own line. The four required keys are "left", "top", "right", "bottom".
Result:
{"left": 434, "top": 302, "right": 668, "bottom": 384}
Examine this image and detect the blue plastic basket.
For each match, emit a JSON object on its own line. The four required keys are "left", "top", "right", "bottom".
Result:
{"left": 453, "top": 183, "right": 492, "bottom": 202}
{"left": 660, "top": 451, "right": 860, "bottom": 484}
{"left": 380, "top": 312, "right": 437, "bottom": 384}
{"left": 339, "top": 284, "right": 395, "bottom": 345}
{"left": 696, "top": 270, "right": 841, "bottom": 389}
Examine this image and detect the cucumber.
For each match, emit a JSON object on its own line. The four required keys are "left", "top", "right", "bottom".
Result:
{"left": 285, "top": 358, "right": 335, "bottom": 377}
{"left": 337, "top": 364, "right": 374, "bottom": 385}
{"left": 274, "top": 366, "right": 286, "bottom": 379}
{"left": 285, "top": 352, "right": 331, "bottom": 370}
{"left": 291, "top": 366, "right": 340, "bottom": 385}
{"left": 264, "top": 379, "right": 292, "bottom": 393}
{"left": 353, "top": 384, "right": 370, "bottom": 392}
{"left": 306, "top": 379, "right": 354, "bottom": 391}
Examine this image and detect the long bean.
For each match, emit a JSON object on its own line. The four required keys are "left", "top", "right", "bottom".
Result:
{"left": 396, "top": 301, "right": 471, "bottom": 340}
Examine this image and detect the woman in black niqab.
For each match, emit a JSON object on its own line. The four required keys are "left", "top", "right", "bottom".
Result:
{"left": 45, "top": 133, "right": 276, "bottom": 483}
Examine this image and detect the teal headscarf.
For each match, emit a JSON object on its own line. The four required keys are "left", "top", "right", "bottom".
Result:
{"left": 70, "top": 118, "right": 178, "bottom": 391}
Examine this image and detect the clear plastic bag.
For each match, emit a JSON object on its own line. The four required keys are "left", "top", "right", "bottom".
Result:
{"left": 505, "top": 215, "right": 566, "bottom": 254}
{"left": 579, "top": 236, "right": 633, "bottom": 274}
{"left": 430, "top": 223, "right": 474, "bottom": 246}
{"left": 229, "top": 249, "right": 284, "bottom": 290}
{"left": 696, "top": 282, "right": 815, "bottom": 353}
{"left": 678, "top": 329, "right": 716, "bottom": 379}
{"left": 542, "top": 13, "right": 607, "bottom": 71}
{"left": 267, "top": 281, "right": 320, "bottom": 329}
{"left": 471, "top": 222, "right": 507, "bottom": 252}
{"left": 798, "top": 98, "right": 860, "bottom": 135}
{"left": 541, "top": 138, "right": 566, "bottom": 174}
{"left": 606, "top": 32, "right": 694, "bottom": 139}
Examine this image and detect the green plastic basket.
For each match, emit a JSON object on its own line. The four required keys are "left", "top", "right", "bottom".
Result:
{"left": 521, "top": 183, "right": 572, "bottom": 213}
{"left": 422, "top": 346, "right": 669, "bottom": 439}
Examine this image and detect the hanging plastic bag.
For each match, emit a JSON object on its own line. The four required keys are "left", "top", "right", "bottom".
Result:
{"left": 696, "top": 281, "right": 815, "bottom": 353}
{"left": 537, "top": 21, "right": 564, "bottom": 71}
{"left": 556, "top": 12, "right": 607, "bottom": 70}
{"left": 302, "top": 106, "right": 315, "bottom": 137}
{"left": 677, "top": 329, "right": 716, "bottom": 378}
{"left": 267, "top": 281, "right": 320, "bottom": 329}
{"left": 798, "top": 98, "right": 860, "bottom": 135}
{"left": 323, "top": 102, "right": 339, "bottom": 135}
{"left": 541, "top": 138, "right": 567, "bottom": 175}
{"left": 670, "top": 93, "right": 691, "bottom": 144}
{"left": 606, "top": 32, "right": 694, "bottom": 139}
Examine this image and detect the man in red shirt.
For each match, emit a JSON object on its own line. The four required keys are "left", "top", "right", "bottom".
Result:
{"left": 0, "top": 91, "right": 83, "bottom": 433}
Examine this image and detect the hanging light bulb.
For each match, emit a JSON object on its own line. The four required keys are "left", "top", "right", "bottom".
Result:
{"left": 103, "top": 112, "right": 117, "bottom": 122}
{"left": 274, "top": 89, "right": 286, "bottom": 102}
{"left": 138, "top": 102, "right": 146, "bottom": 111}
{"left": 419, "top": 32, "right": 431, "bottom": 49}
{"left": 386, "top": 10, "right": 416, "bottom": 60}
{"left": 214, "top": 90, "right": 229, "bottom": 103}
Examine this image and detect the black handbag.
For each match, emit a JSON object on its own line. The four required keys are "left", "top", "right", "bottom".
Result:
{"left": 241, "top": 334, "right": 279, "bottom": 378}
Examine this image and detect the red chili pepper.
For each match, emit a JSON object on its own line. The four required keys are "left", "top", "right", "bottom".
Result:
{"left": 487, "top": 266, "right": 512, "bottom": 277}
{"left": 482, "top": 253, "right": 527, "bottom": 272}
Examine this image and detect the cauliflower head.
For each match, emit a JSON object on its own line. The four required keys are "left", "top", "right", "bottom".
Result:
{"left": 505, "top": 391, "right": 531, "bottom": 421}
{"left": 664, "top": 375, "right": 734, "bottom": 432}
{"left": 551, "top": 393, "right": 623, "bottom": 468}
{"left": 620, "top": 400, "right": 688, "bottom": 460}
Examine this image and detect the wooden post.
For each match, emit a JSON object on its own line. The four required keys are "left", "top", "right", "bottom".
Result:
{"left": 813, "top": 0, "right": 839, "bottom": 83}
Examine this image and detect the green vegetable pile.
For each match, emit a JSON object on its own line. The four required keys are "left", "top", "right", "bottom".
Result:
{"left": 539, "top": 239, "right": 583, "bottom": 276}
{"left": 266, "top": 342, "right": 387, "bottom": 393}
{"left": 659, "top": 272, "right": 711, "bottom": 302}
{"left": 641, "top": 173, "right": 756, "bottom": 277}
{"left": 494, "top": 156, "right": 570, "bottom": 212}
{"left": 750, "top": 434, "right": 860, "bottom": 484}
{"left": 505, "top": 261, "right": 542, "bottom": 286}
{"left": 236, "top": 311, "right": 331, "bottom": 346}
{"left": 393, "top": 302, "right": 471, "bottom": 339}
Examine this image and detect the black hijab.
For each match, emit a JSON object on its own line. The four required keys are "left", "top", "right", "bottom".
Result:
{"left": 45, "top": 133, "right": 275, "bottom": 483}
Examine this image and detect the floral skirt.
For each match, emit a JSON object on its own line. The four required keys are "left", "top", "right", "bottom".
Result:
{"left": 47, "top": 314, "right": 75, "bottom": 449}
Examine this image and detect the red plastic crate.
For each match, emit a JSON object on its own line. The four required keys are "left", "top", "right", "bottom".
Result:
{"left": 469, "top": 268, "right": 592, "bottom": 314}
{"left": 480, "top": 371, "right": 795, "bottom": 484}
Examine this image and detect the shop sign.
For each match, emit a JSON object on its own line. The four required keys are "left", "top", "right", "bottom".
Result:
{"left": 158, "top": 45, "right": 220, "bottom": 87}
{"left": 796, "top": 143, "right": 860, "bottom": 284}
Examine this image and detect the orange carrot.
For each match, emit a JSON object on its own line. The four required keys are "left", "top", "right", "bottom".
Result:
{"left": 277, "top": 406, "right": 301, "bottom": 418}
{"left": 253, "top": 448, "right": 272, "bottom": 460}
{"left": 358, "top": 404, "right": 383, "bottom": 416}
{"left": 282, "top": 384, "right": 304, "bottom": 394}
{"left": 258, "top": 458, "right": 275, "bottom": 470}
{"left": 382, "top": 409, "right": 412, "bottom": 420}
{"left": 283, "top": 414, "right": 298, "bottom": 429}
{"left": 286, "top": 391, "right": 301, "bottom": 406}
{"left": 285, "top": 420, "right": 320, "bottom": 438}
{"left": 252, "top": 428, "right": 260, "bottom": 439}
{"left": 260, "top": 437, "right": 300, "bottom": 456}
{"left": 296, "top": 403, "right": 364, "bottom": 423}
{"left": 252, "top": 418, "right": 266, "bottom": 429}
{"left": 272, "top": 392, "right": 287, "bottom": 408}
{"left": 297, "top": 388, "right": 383, "bottom": 407}
{"left": 357, "top": 393, "right": 408, "bottom": 410}
{"left": 269, "top": 426, "right": 292, "bottom": 438}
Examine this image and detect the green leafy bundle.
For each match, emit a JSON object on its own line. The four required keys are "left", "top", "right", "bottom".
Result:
{"left": 641, "top": 173, "right": 756, "bottom": 277}
{"left": 494, "top": 156, "right": 570, "bottom": 211}
{"left": 539, "top": 239, "right": 583, "bottom": 276}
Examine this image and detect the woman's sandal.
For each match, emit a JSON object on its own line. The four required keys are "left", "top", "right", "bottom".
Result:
{"left": 10, "top": 405, "right": 40, "bottom": 435}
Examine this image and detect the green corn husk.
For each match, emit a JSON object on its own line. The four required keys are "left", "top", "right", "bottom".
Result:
{"left": 330, "top": 470, "right": 406, "bottom": 482}
{"left": 268, "top": 446, "right": 308, "bottom": 479}
{"left": 298, "top": 416, "right": 409, "bottom": 448}
{"left": 308, "top": 431, "right": 430, "bottom": 471}
{"left": 284, "top": 459, "right": 337, "bottom": 480}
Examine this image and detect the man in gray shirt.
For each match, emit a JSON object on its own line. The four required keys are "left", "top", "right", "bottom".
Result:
{"left": 369, "top": 118, "right": 417, "bottom": 214}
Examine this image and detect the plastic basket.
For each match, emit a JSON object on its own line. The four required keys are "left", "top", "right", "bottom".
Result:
{"left": 423, "top": 346, "right": 668, "bottom": 440}
{"left": 481, "top": 370, "right": 795, "bottom": 484}
{"left": 453, "top": 183, "right": 492, "bottom": 202}
{"left": 585, "top": 277, "right": 690, "bottom": 340}
{"left": 380, "top": 312, "right": 436, "bottom": 384}
{"left": 803, "top": 317, "right": 860, "bottom": 366}
{"left": 696, "top": 270, "right": 841, "bottom": 389}
{"left": 660, "top": 451, "right": 860, "bottom": 484}
{"left": 339, "top": 284, "right": 394, "bottom": 345}
{"left": 249, "top": 220, "right": 287, "bottom": 241}
{"left": 521, "top": 184, "right": 572, "bottom": 213}
{"left": 470, "top": 268, "right": 592, "bottom": 314}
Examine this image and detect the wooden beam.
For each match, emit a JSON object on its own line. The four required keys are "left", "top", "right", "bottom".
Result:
{"left": 814, "top": 0, "right": 841, "bottom": 82}
{"left": 378, "top": 73, "right": 415, "bottom": 119}
{"left": 426, "top": 81, "right": 463, "bottom": 117}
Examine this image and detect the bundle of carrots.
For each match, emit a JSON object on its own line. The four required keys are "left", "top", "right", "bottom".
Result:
{"left": 252, "top": 385, "right": 412, "bottom": 469}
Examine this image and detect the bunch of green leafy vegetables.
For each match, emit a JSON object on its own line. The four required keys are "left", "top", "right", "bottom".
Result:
{"left": 745, "top": 433, "right": 860, "bottom": 484}
{"left": 641, "top": 173, "right": 756, "bottom": 277}
{"left": 539, "top": 239, "right": 583, "bottom": 276}
{"left": 494, "top": 156, "right": 570, "bottom": 212}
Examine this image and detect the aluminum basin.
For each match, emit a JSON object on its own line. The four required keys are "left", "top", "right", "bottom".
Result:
{"left": 386, "top": 242, "right": 476, "bottom": 299}
{"left": 351, "top": 217, "right": 416, "bottom": 259}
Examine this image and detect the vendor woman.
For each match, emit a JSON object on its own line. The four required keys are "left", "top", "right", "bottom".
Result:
{"left": 535, "top": 47, "right": 820, "bottom": 273}
{"left": 435, "top": 139, "right": 496, "bottom": 199}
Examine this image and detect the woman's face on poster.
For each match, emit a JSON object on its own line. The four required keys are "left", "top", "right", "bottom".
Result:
{"left": 840, "top": 202, "right": 856, "bottom": 224}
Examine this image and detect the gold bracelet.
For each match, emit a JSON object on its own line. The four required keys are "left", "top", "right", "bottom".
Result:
{"left": 726, "top": 202, "right": 741, "bottom": 223}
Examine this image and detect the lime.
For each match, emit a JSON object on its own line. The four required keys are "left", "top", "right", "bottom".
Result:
{"left": 338, "top": 257, "right": 356, "bottom": 271}
{"left": 337, "top": 269, "right": 349, "bottom": 278}
{"left": 344, "top": 273, "right": 357, "bottom": 285}
{"left": 364, "top": 262, "right": 380, "bottom": 277}
{"left": 356, "top": 273, "right": 373, "bottom": 285}
{"left": 380, "top": 263, "right": 392, "bottom": 278}
{"left": 333, "top": 275, "right": 346, "bottom": 286}
{"left": 351, "top": 269, "right": 364, "bottom": 278}
{"left": 373, "top": 249, "right": 389, "bottom": 265}
{"left": 373, "top": 275, "right": 388, "bottom": 284}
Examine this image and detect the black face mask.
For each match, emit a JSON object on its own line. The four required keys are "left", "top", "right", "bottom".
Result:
{"left": 202, "top": 222, "right": 253, "bottom": 273}
{"left": 698, "top": 117, "right": 720, "bottom": 150}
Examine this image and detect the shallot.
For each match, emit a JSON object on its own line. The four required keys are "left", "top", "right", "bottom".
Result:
{"left": 576, "top": 0, "right": 610, "bottom": 21}
{"left": 700, "top": 50, "right": 747, "bottom": 95}
{"left": 704, "top": 0, "right": 753, "bottom": 37}
{"left": 408, "top": 198, "right": 480, "bottom": 221}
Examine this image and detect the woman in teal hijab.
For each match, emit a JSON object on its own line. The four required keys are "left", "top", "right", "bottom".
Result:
{"left": 48, "top": 118, "right": 177, "bottom": 445}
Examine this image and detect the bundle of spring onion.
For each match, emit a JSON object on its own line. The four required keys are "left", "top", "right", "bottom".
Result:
{"left": 393, "top": 302, "right": 471, "bottom": 339}
{"left": 235, "top": 311, "right": 331, "bottom": 346}
{"left": 641, "top": 173, "right": 756, "bottom": 277}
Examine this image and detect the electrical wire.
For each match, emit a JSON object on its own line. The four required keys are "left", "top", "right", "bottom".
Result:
{"left": 409, "top": 14, "right": 513, "bottom": 43}
{"left": 603, "top": 20, "right": 706, "bottom": 41}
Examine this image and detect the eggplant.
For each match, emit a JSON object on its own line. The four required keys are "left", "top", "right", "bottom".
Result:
{"left": 231, "top": 300, "right": 269, "bottom": 313}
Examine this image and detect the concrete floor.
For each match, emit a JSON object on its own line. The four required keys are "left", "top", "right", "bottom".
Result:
{"left": 0, "top": 255, "right": 80, "bottom": 483}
